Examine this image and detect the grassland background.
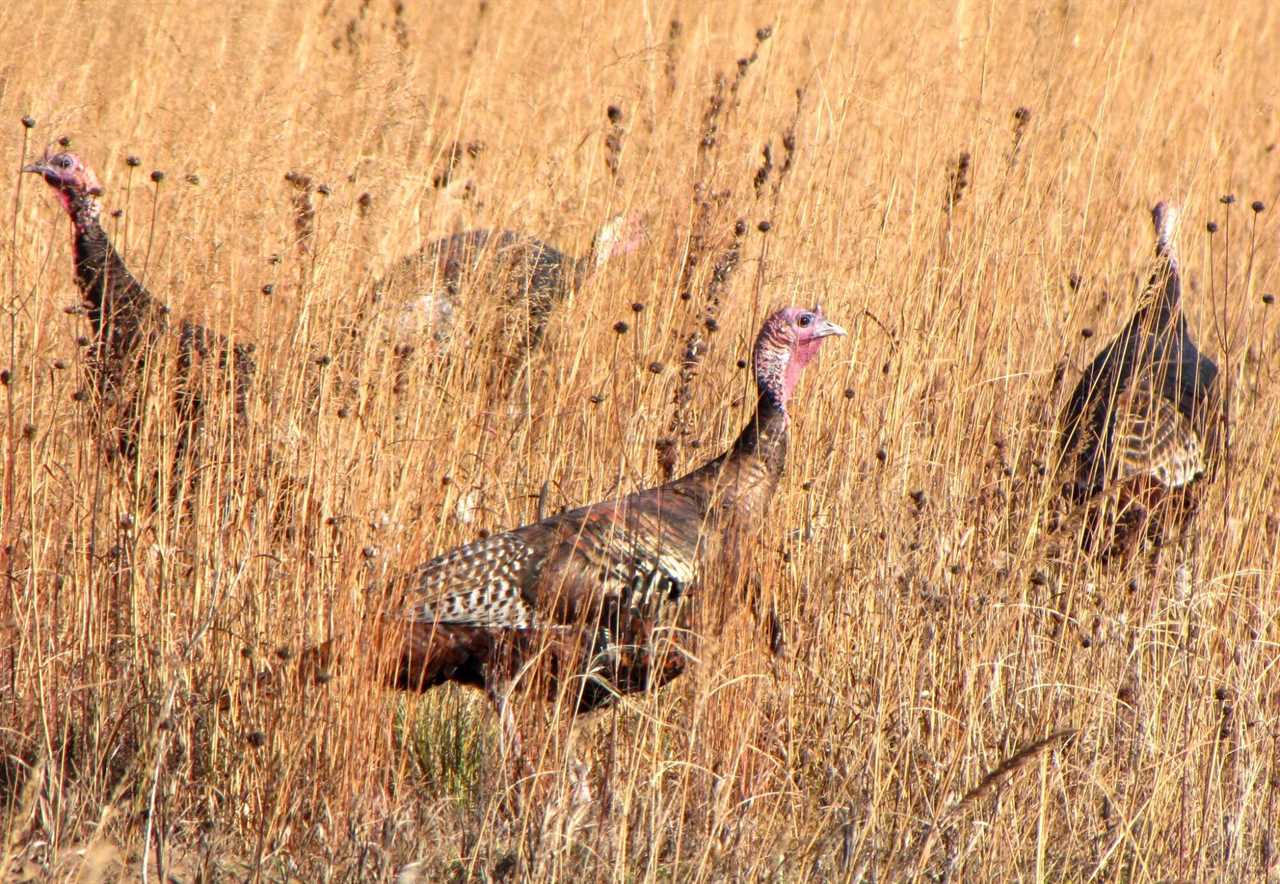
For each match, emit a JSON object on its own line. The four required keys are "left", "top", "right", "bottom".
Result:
{"left": 2, "top": 0, "right": 1280, "bottom": 880}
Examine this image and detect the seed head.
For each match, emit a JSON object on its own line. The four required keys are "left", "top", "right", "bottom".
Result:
{"left": 607, "top": 105, "right": 623, "bottom": 123}
{"left": 1251, "top": 200, "right": 1265, "bottom": 213}
{"left": 1207, "top": 221, "right": 1218, "bottom": 234}
{"left": 247, "top": 731, "right": 267, "bottom": 748}
{"left": 1220, "top": 194, "right": 1236, "bottom": 205}
{"left": 613, "top": 320, "right": 629, "bottom": 334}
{"left": 1081, "top": 327, "right": 1094, "bottom": 339}
{"left": 734, "top": 219, "right": 748, "bottom": 236}
{"left": 126, "top": 155, "right": 141, "bottom": 167}
{"left": 736, "top": 358, "right": 748, "bottom": 369}
{"left": 756, "top": 25, "right": 772, "bottom": 41}
{"left": 21, "top": 116, "right": 35, "bottom": 129}
{"left": 317, "top": 183, "right": 332, "bottom": 196}
{"left": 150, "top": 170, "right": 165, "bottom": 183}
{"left": 57, "top": 136, "right": 71, "bottom": 148}
{"left": 631, "top": 302, "right": 644, "bottom": 312}
{"left": 757, "top": 220, "right": 772, "bottom": 233}
{"left": 844, "top": 388, "right": 855, "bottom": 399}
{"left": 1263, "top": 293, "right": 1274, "bottom": 305}
{"left": 648, "top": 361, "right": 665, "bottom": 374}
{"left": 261, "top": 284, "right": 274, "bottom": 296}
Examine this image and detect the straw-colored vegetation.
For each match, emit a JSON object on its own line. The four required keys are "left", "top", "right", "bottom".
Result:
{"left": 2, "top": 0, "right": 1279, "bottom": 880}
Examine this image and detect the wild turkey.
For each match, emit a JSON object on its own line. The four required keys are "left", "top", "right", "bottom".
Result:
{"left": 372, "top": 213, "right": 646, "bottom": 363}
{"left": 311, "top": 305, "right": 844, "bottom": 756}
{"left": 24, "top": 145, "right": 255, "bottom": 460}
{"left": 1056, "top": 201, "right": 1221, "bottom": 549}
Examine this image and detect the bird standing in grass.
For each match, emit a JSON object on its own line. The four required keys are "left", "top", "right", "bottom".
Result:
{"left": 372, "top": 213, "right": 646, "bottom": 365}
{"left": 311, "top": 305, "right": 845, "bottom": 777}
{"left": 1056, "top": 201, "right": 1222, "bottom": 554}
{"left": 24, "top": 144, "right": 255, "bottom": 464}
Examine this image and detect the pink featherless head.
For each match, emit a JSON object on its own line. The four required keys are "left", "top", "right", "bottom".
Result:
{"left": 753, "top": 304, "right": 846, "bottom": 404}
{"left": 23, "top": 144, "right": 102, "bottom": 215}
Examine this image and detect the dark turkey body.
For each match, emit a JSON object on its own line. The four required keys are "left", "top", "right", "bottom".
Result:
{"left": 72, "top": 221, "right": 255, "bottom": 458}
{"left": 1059, "top": 303, "right": 1220, "bottom": 499}
{"left": 378, "top": 228, "right": 583, "bottom": 352}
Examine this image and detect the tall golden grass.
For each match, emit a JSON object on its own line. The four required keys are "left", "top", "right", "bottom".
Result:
{"left": 2, "top": 0, "right": 1279, "bottom": 879}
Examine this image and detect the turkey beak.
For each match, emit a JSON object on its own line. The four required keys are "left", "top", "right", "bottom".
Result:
{"left": 815, "top": 318, "right": 847, "bottom": 339}
{"left": 21, "top": 161, "right": 57, "bottom": 186}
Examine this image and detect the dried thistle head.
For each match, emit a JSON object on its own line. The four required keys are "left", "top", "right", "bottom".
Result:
{"left": 605, "top": 104, "right": 626, "bottom": 178}
{"left": 945, "top": 151, "right": 972, "bottom": 210}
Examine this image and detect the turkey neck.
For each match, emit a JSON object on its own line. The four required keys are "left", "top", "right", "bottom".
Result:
{"left": 1124, "top": 245, "right": 1189, "bottom": 363}
{"left": 1141, "top": 253, "right": 1181, "bottom": 331}
{"left": 671, "top": 384, "right": 788, "bottom": 519}
{"left": 571, "top": 227, "right": 612, "bottom": 292}
{"left": 66, "top": 191, "right": 159, "bottom": 343}
{"left": 725, "top": 387, "right": 789, "bottom": 476}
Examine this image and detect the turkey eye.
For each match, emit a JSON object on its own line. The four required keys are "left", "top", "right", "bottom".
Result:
{"left": 56, "top": 156, "right": 72, "bottom": 168}
{"left": 798, "top": 313, "right": 813, "bottom": 328}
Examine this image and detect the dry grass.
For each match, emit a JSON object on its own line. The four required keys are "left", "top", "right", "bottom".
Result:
{"left": 2, "top": 0, "right": 1280, "bottom": 880}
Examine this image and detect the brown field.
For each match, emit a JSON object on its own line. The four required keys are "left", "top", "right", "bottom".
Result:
{"left": 2, "top": 0, "right": 1279, "bottom": 880}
